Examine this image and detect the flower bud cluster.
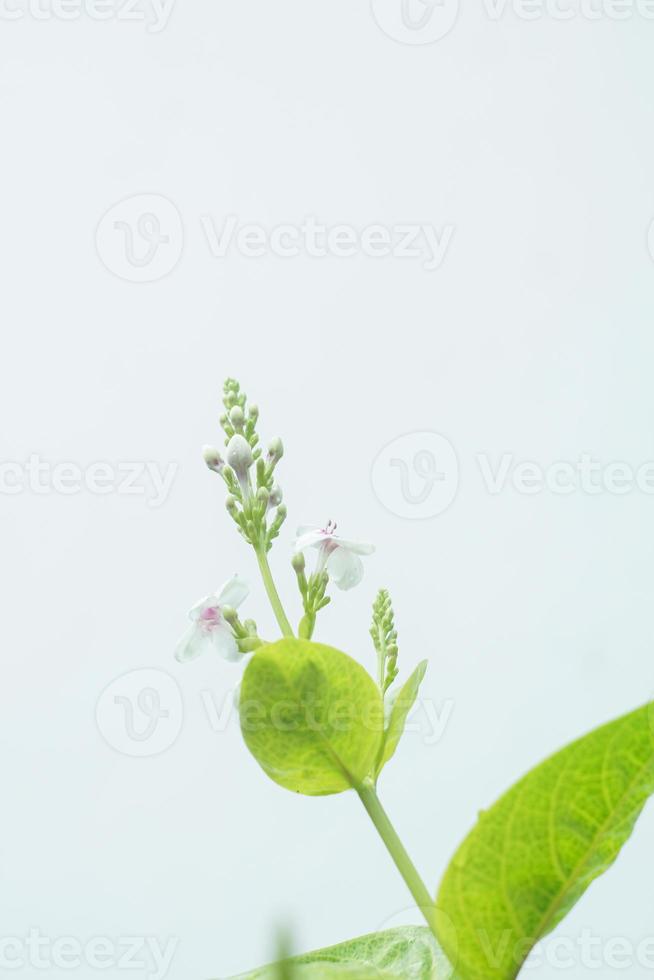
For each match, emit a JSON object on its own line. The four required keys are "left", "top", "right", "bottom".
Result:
{"left": 370, "top": 589, "right": 399, "bottom": 694}
{"left": 292, "top": 551, "right": 331, "bottom": 640}
{"left": 203, "top": 378, "right": 286, "bottom": 551}
{"left": 222, "top": 604, "right": 262, "bottom": 654}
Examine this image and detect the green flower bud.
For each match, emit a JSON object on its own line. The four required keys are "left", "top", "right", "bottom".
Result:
{"left": 230, "top": 405, "right": 245, "bottom": 429}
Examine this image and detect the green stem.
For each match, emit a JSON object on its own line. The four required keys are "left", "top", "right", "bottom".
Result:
{"left": 255, "top": 547, "right": 294, "bottom": 637}
{"left": 357, "top": 781, "right": 438, "bottom": 939}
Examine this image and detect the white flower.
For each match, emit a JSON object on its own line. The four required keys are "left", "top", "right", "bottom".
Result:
{"left": 175, "top": 575, "right": 249, "bottom": 664}
{"left": 294, "top": 521, "right": 375, "bottom": 591}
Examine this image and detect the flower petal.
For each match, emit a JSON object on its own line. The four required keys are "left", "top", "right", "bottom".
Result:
{"left": 336, "top": 538, "right": 375, "bottom": 556}
{"left": 217, "top": 574, "right": 250, "bottom": 610}
{"left": 211, "top": 624, "right": 242, "bottom": 662}
{"left": 188, "top": 595, "right": 219, "bottom": 621}
{"left": 294, "top": 528, "right": 327, "bottom": 552}
{"left": 175, "top": 623, "right": 213, "bottom": 662}
{"left": 327, "top": 547, "right": 365, "bottom": 590}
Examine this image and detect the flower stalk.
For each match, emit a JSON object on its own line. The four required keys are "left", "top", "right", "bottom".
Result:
{"left": 255, "top": 545, "right": 294, "bottom": 638}
{"left": 356, "top": 780, "right": 438, "bottom": 941}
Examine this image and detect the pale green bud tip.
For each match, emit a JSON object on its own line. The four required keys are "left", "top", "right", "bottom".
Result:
{"left": 230, "top": 405, "right": 245, "bottom": 427}
{"left": 225, "top": 495, "right": 238, "bottom": 515}
{"left": 256, "top": 487, "right": 269, "bottom": 505}
{"left": 292, "top": 552, "right": 305, "bottom": 573}
{"left": 248, "top": 404, "right": 259, "bottom": 420}
{"left": 226, "top": 434, "right": 253, "bottom": 474}
{"left": 202, "top": 445, "right": 224, "bottom": 473}
{"left": 268, "top": 437, "right": 284, "bottom": 462}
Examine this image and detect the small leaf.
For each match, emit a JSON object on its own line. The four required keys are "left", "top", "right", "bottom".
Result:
{"left": 376, "top": 661, "right": 428, "bottom": 777}
{"left": 239, "top": 638, "right": 384, "bottom": 796}
{"left": 436, "top": 702, "right": 654, "bottom": 980}
{"left": 227, "top": 926, "right": 455, "bottom": 979}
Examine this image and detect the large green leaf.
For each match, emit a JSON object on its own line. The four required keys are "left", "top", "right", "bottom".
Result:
{"left": 376, "top": 660, "right": 428, "bottom": 778}
{"left": 436, "top": 702, "right": 654, "bottom": 980}
{"left": 239, "top": 638, "right": 384, "bottom": 795}
{"left": 228, "top": 926, "right": 455, "bottom": 979}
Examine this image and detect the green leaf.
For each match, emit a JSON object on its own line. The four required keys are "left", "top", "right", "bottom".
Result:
{"left": 376, "top": 661, "right": 428, "bottom": 778}
{"left": 228, "top": 926, "right": 455, "bottom": 979}
{"left": 436, "top": 702, "right": 654, "bottom": 980}
{"left": 239, "top": 638, "right": 384, "bottom": 796}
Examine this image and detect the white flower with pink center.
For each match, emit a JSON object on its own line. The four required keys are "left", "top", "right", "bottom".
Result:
{"left": 175, "top": 575, "right": 249, "bottom": 663}
{"left": 294, "top": 521, "right": 375, "bottom": 591}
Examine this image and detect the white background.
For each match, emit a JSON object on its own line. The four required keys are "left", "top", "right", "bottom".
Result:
{"left": 3, "top": 1, "right": 654, "bottom": 977}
